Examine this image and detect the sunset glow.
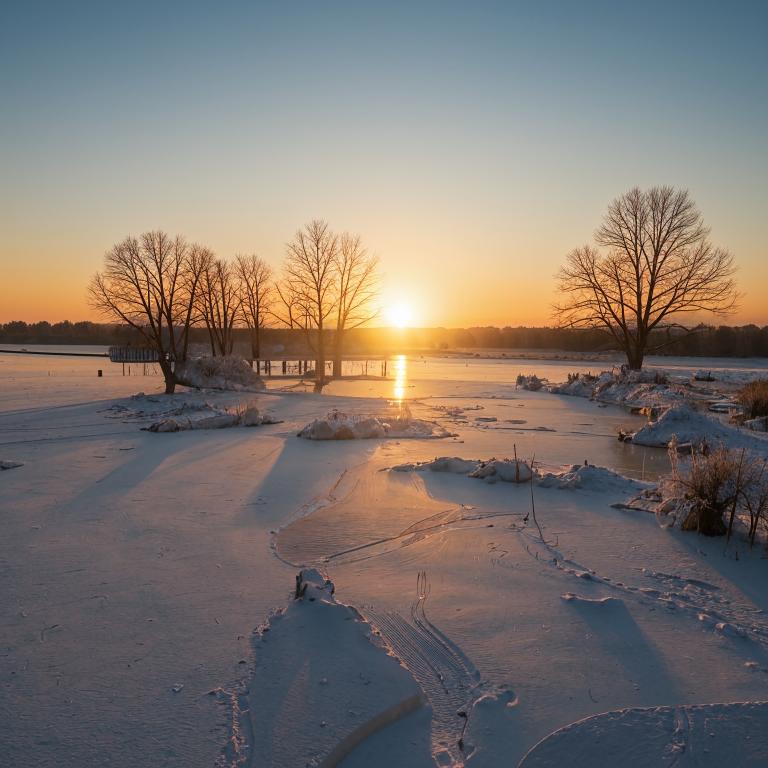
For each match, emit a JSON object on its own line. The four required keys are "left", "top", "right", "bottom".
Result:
{"left": 386, "top": 303, "right": 414, "bottom": 329}
{"left": 392, "top": 354, "right": 407, "bottom": 402}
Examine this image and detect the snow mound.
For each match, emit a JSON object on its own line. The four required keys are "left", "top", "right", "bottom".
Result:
{"left": 537, "top": 464, "right": 647, "bottom": 493}
{"left": 469, "top": 458, "right": 533, "bottom": 484}
{"left": 519, "top": 701, "right": 768, "bottom": 768}
{"left": 631, "top": 403, "right": 768, "bottom": 452}
{"left": 391, "top": 456, "right": 481, "bottom": 474}
{"left": 146, "top": 403, "right": 278, "bottom": 432}
{"left": 0, "top": 460, "right": 23, "bottom": 470}
{"left": 391, "top": 455, "right": 535, "bottom": 483}
{"left": 174, "top": 355, "right": 265, "bottom": 391}
{"left": 298, "top": 410, "right": 454, "bottom": 440}
{"left": 245, "top": 569, "right": 424, "bottom": 766}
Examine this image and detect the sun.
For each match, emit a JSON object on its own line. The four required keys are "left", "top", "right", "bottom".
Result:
{"left": 386, "top": 302, "right": 413, "bottom": 329}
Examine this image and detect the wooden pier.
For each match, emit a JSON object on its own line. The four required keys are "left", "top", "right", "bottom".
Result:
{"left": 252, "top": 355, "right": 392, "bottom": 378}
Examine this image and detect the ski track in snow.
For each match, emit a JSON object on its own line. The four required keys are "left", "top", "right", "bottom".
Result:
{"left": 363, "top": 572, "right": 481, "bottom": 765}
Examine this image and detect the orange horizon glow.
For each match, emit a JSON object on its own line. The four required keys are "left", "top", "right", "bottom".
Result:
{"left": 2, "top": 262, "right": 768, "bottom": 330}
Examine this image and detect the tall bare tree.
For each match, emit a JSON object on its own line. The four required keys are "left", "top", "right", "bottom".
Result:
{"left": 332, "top": 232, "right": 379, "bottom": 377}
{"left": 235, "top": 254, "right": 273, "bottom": 362}
{"left": 555, "top": 186, "right": 738, "bottom": 369}
{"left": 284, "top": 219, "right": 338, "bottom": 389}
{"left": 89, "top": 231, "right": 206, "bottom": 393}
{"left": 197, "top": 257, "right": 241, "bottom": 356}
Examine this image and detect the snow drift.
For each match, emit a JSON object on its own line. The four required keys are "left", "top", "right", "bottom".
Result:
{"left": 245, "top": 569, "right": 424, "bottom": 767}
{"left": 630, "top": 402, "right": 768, "bottom": 453}
{"left": 537, "top": 463, "right": 648, "bottom": 493}
{"left": 147, "top": 403, "right": 278, "bottom": 432}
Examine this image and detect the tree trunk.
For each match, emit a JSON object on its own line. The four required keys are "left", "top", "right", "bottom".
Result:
{"left": 626, "top": 345, "right": 644, "bottom": 370}
{"left": 315, "top": 328, "right": 325, "bottom": 391}
{"left": 332, "top": 330, "right": 343, "bottom": 378}
{"left": 159, "top": 358, "right": 176, "bottom": 394}
{"left": 251, "top": 326, "right": 261, "bottom": 362}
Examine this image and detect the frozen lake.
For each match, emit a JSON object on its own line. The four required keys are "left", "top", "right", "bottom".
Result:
{"left": 1, "top": 348, "right": 767, "bottom": 767}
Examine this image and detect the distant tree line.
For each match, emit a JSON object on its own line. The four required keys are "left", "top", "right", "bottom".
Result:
{"left": 4, "top": 320, "right": 768, "bottom": 359}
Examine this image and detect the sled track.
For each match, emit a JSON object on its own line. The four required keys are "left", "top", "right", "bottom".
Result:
{"left": 364, "top": 572, "right": 480, "bottom": 763}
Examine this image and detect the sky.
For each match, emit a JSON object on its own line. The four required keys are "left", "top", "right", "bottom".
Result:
{"left": 1, "top": 0, "right": 766, "bottom": 327}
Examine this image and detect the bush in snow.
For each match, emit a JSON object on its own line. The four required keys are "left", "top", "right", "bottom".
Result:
{"left": 548, "top": 372, "right": 598, "bottom": 398}
{"left": 174, "top": 355, "right": 265, "bottom": 391}
{"left": 516, "top": 374, "right": 544, "bottom": 391}
{"left": 663, "top": 440, "right": 768, "bottom": 541}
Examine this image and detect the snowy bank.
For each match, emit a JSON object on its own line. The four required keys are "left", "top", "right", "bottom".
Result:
{"left": 548, "top": 368, "right": 690, "bottom": 411}
{"left": 245, "top": 569, "right": 424, "bottom": 767}
{"left": 392, "top": 456, "right": 645, "bottom": 492}
{"left": 298, "top": 410, "right": 455, "bottom": 440}
{"left": 630, "top": 403, "right": 768, "bottom": 453}
{"left": 174, "top": 355, "right": 265, "bottom": 391}
{"left": 537, "top": 463, "right": 649, "bottom": 493}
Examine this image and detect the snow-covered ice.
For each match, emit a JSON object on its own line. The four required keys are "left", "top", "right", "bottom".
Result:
{"left": 3, "top": 348, "right": 768, "bottom": 767}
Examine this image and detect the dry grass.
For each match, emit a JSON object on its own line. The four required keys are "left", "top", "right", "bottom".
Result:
{"left": 738, "top": 380, "right": 768, "bottom": 420}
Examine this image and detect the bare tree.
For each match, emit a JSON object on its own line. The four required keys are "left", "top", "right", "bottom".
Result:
{"left": 272, "top": 279, "right": 305, "bottom": 330}
{"left": 197, "top": 257, "right": 241, "bottom": 356}
{"left": 284, "top": 219, "right": 338, "bottom": 389}
{"left": 555, "top": 186, "right": 738, "bottom": 369}
{"left": 235, "top": 254, "right": 273, "bottom": 362}
{"left": 332, "top": 232, "right": 379, "bottom": 377}
{"left": 88, "top": 231, "right": 206, "bottom": 393}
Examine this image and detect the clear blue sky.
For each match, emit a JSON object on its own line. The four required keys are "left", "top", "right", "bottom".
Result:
{"left": 1, "top": 1, "right": 766, "bottom": 325}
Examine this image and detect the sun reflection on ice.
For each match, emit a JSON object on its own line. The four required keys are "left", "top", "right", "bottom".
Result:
{"left": 393, "top": 354, "right": 408, "bottom": 403}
